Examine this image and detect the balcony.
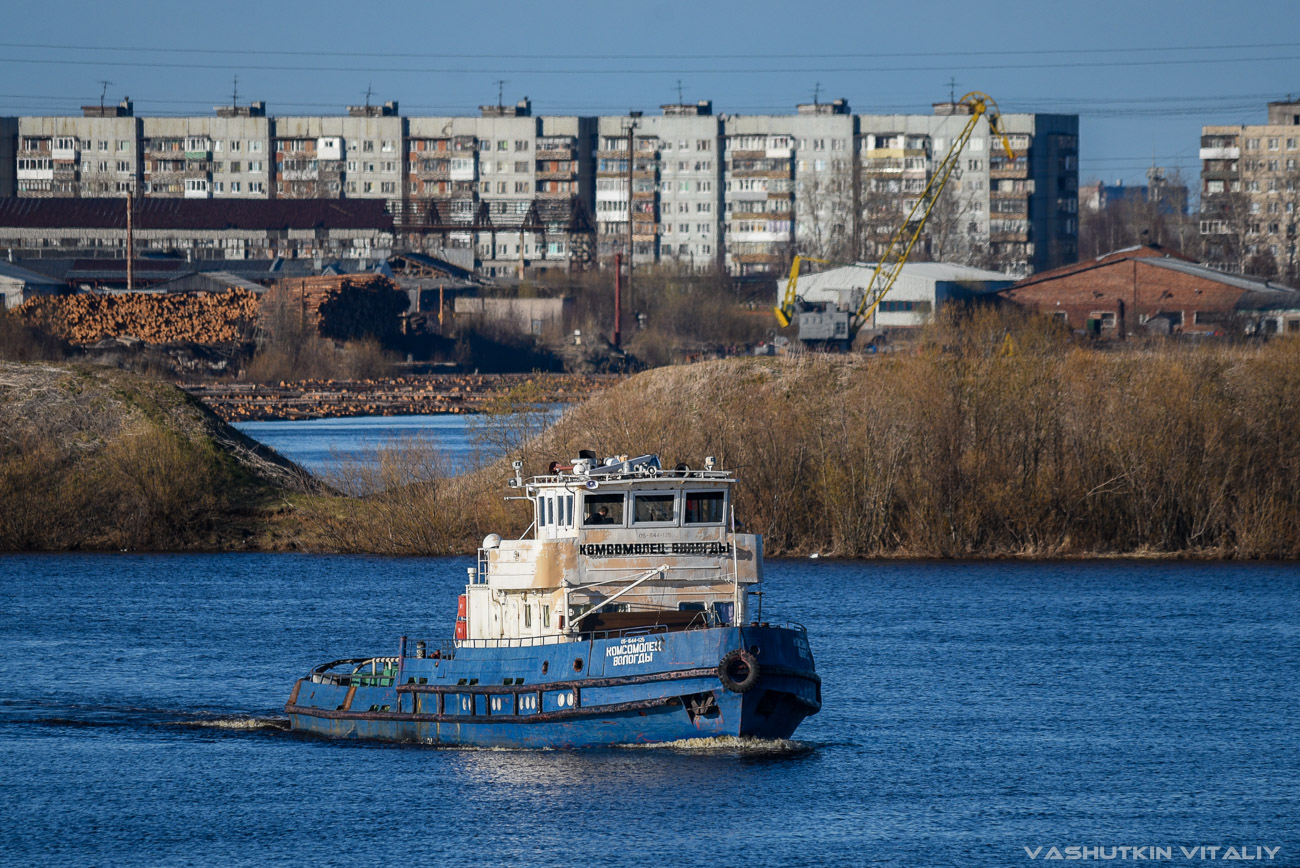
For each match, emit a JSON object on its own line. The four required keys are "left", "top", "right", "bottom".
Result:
{"left": 535, "top": 146, "right": 574, "bottom": 160}
{"left": 537, "top": 168, "right": 577, "bottom": 181}
{"left": 990, "top": 164, "right": 1029, "bottom": 180}
{"left": 990, "top": 230, "right": 1030, "bottom": 243}
{"left": 1196, "top": 146, "right": 1237, "bottom": 160}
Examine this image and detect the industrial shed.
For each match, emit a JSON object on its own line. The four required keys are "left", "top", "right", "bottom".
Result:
{"left": 796, "top": 262, "right": 1016, "bottom": 328}
{"left": 0, "top": 260, "right": 64, "bottom": 309}
{"left": 1000, "top": 245, "right": 1300, "bottom": 337}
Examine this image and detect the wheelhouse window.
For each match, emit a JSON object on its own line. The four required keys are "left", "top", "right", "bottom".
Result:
{"left": 582, "top": 493, "right": 625, "bottom": 526}
{"left": 633, "top": 493, "right": 676, "bottom": 524}
{"left": 684, "top": 491, "right": 726, "bottom": 524}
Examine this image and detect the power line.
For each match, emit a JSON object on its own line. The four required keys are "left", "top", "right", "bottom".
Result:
{"left": 0, "top": 52, "right": 1297, "bottom": 76}
{"left": 0, "top": 40, "right": 1296, "bottom": 61}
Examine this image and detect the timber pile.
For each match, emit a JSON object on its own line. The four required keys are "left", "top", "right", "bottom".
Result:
{"left": 263, "top": 275, "right": 407, "bottom": 341}
{"left": 185, "top": 373, "right": 617, "bottom": 421}
{"left": 20, "top": 290, "right": 259, "bottom": 346}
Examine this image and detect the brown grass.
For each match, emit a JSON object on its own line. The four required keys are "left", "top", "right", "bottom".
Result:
{"left": 389, "top": 308, "right": 1300, "bottom": 558}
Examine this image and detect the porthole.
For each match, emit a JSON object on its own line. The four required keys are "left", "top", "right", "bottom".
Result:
{"left": 573, "top": 658, "right": 584, "bottom": 673}
{"left": 541, "top": 661, "right": 549, "bottom": 675}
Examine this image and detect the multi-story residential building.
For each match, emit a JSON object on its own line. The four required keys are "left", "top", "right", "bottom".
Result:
{"left": 852, "top": 104, "right": 1077, "bottom": 277}
{"left": 16, "top": 99, "right": 141, "bottom": 198}
{"left": 1200, "top": 98, "right": 1300, "bottom": 278}
{"left": 0, "top": 116, "right": 17, "bottom": 198}
{"left": 1, "top": 98, "right": 1078, "bottom": 277}
{"left": 142, "top": 102, "right": 272, "bottom": 199}
{"left": 401, "top": 100, "right": 596, "bottom": 277}
{"left": 595, "top": 101, "right": 722, "bottom": 269}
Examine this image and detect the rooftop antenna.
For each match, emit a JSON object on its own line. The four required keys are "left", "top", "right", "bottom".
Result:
{"left": 947, "top": 76, "right": 957, "bottom": 106}
{"left": 97, "top": 79, "right": 112, "bottom": 111}
{"left": 364, "top": 83, "right": 373, "bottom": 108}
{"left": 494, "top": 79, "right": 507, "bottom": 109}
{"left": 812, "top": 82, "right": 821, "bottom": 106}
{"left": 675, "top": 79, "right": 684, "bottom": 105}
{"left": 232, "top": 75, "right": 239, "bottom": 107}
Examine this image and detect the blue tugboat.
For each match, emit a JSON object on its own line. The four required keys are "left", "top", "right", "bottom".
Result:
{"left": 285, "top": 453, "right": 820, "bottom": 747}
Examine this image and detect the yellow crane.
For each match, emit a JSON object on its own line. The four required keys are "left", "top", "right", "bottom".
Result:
{"left": 773, "top": 91, "right": 1017, "bottom": 342}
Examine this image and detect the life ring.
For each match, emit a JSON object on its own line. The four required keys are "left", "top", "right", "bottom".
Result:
{"left": 717, "top": 649, "right": 760, "bottom": 693}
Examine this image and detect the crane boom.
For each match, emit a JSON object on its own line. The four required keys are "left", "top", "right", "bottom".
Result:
{"left": 853, "top": 92, "right": 1016, "bottom": 329}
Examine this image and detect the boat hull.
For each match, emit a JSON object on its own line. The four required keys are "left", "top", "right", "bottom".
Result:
{"left": 286, "top": 624, "right": 819, "bottom": 748}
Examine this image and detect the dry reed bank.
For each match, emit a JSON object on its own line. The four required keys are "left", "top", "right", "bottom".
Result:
{"left": 9, "top": 310, "right": 1300, "bottom": 559}
{"left": 326, "top": 312, "right": 1300, "bottom": 558}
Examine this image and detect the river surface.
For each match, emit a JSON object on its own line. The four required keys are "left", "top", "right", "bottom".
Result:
{"left": 0, "top": 556, "right": 1296, "bottom": 866}
{"left": 233, "top": 414, "right": 486, "bottom": 476}
{"left": 234, "top": 411, "right": 559, "bottom": 477}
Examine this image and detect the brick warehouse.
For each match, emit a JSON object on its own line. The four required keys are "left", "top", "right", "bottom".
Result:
{"left": 1000, "top": 245, "right": 1300, "bottom": 337}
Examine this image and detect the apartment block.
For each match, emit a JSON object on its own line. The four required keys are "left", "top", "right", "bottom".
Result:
{"left": 595, "top": 101, "right": 722, "bottom": 269}
{"left": 142, "top": 102, "right": 272, "bottom": 199}
{"left": 1199, "top": 98, "right": 1300, "bottom": 276}
{"left": 16, "top": 99, "right": 141, "bottom": 198}
{"left": 2, "top": 97, "right": 1077, "bottom": 277}
{"left": 0, "top": 117, "right": 16, "bottom": 198}
{"left": 852, "top": 105, "right": 1077, "bottom": 277}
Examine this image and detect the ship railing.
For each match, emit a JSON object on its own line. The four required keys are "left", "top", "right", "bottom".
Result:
{"left": 744, "top": 620, "right": 808, "bottom": 634}
{"left": 308, "top": 656, "right": 400, "bottom": 687}
{"left": 455, "top": 634, "right": 576, "bottom": 649}
{"left": 525, "top": 468, "right": 733, "bottom": 485}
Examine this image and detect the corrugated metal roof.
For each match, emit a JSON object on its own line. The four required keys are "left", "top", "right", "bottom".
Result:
{"left": 1140, "top": 257, "right": 1298, "bottom": 294}
{"left": 150, "top": 270, "right": 270, "bottom": 294}
{"left": 0, "top": 260, "right": 65, "bottom": 286}
{"left": 796, "top": 262, "right": 1015, "bottom": 303}
{"left": 0, "top": 197, "right": 395, "bottom": 231}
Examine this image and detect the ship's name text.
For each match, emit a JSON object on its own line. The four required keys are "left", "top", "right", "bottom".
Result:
{"left": 579, "top": 542, "right": 729, "bottom": 557}
{"left": 606, "top": 637, "right": 664, "bottom": 667}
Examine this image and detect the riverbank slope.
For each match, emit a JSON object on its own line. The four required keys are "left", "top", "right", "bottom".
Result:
{"left": 337, "top": 328, "right": 1300, "bottom": 558}
{"left": 0, "top": 362, "right": 313, "bottom": 551}
{"left": 9, "top": 322, "right": 1300, "bottom": 557}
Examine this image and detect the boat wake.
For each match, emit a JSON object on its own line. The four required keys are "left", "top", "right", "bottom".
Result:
{"left": 165, "top": 715, "right": 290, "bottom": 732}
{"left": 2, "top": 700, "right": 289, "bottom": 735}
{"left": 619, "top": 735, "right": 813, "bottom": 754}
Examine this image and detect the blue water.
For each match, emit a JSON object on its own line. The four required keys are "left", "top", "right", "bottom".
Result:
{"left": 234, "top": 410, "right": 562, "bottom": 477}
{"left": 233, "top": 414, "right": 484, "bottom": 476}
{"left": 1, "top": 557, "right": 1297, "bottom": 867}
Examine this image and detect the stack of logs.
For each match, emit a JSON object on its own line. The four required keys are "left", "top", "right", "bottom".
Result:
{"left": 186, "top": 373, "right": 618, "bottom": 421}
{"left": 262, "top": 275, "right": 407, "bottom": 341}
{"left": 19, "top": 289, "right": 260, "bottom": 345}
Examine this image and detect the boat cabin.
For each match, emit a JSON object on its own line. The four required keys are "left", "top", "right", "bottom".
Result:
{"left": 465, "top": 454, "right": 761, "bottom": 643}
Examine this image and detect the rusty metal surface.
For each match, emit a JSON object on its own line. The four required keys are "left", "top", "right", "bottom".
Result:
{"left": 286, "top": 693, "right": 679, "bottom": 725}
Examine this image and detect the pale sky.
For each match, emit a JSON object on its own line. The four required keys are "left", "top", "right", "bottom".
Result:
{"left": 6, "top": 0, "right": 1300, "bottom": 190}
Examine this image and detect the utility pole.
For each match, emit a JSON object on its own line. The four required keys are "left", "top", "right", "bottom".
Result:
{"left": 126, "top": 182, "right": 134, "bottom": 291}
{"left": 625, "top": 110, "right": 642, "bottom": 314}
{"left": 613, "top": 252, "right": 622, "bottom": 348}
